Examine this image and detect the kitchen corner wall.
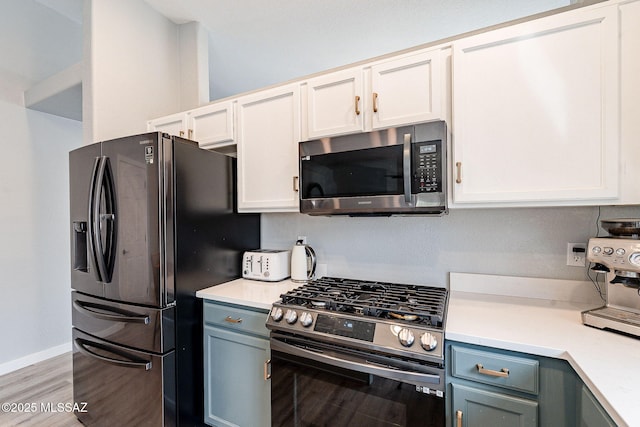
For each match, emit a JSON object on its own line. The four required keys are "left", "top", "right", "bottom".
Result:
{"left": 0, "top": 99, "right": 81, "bottom": 369}
{"left": 83, "top": 0, "right": 181, "bottom": 144}
{"left": 261, "top": 205, "right": 640, "bottom": 288}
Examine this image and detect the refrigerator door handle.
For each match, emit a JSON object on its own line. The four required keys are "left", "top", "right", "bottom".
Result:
{"left": 74, "top": 338, "right": 152, "bottom": 370}
{"left": 87, "top": 157, "right": 104, "bottom": 283}
{"left": 101, "top": 157, "right": 117, "bottom": 283}
{"left": 73, "top": 299, "right": 150, "bottom": 324}
{"left": 88, "top": 156, "right": 118, "bottom": 284}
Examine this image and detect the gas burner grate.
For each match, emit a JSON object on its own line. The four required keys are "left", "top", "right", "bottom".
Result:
{"left": 280, "top": 277, "right": 448, "bottom": 328}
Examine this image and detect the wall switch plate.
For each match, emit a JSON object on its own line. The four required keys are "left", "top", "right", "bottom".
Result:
{"left": 566, "top": 243, "right": 587, "bottom": 267}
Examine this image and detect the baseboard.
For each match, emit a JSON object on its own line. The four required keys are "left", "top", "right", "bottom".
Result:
{"left": 0, "top": 342, "right": 71, "bottom": 376}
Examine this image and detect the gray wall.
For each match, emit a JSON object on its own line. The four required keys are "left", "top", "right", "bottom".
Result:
{"left": 0, "top": 99, "right": 81, "bottom": 367}
{"left": 262, "top": 206, "right": 640, "bottom": 288}
{"left": 0, "top": 1, "right": 83, "bottom": 369}
{"left": 207, "top": 0, "right": 640, "bottom": 288}
{"left": 208, "top": 0, "right": 573, "bottom": 99}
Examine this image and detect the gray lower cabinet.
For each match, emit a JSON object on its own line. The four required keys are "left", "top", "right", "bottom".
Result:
{"left": 446, "top": 341, "right": 616, "bottom": 427}
{"left": 579, "top": 384, "right": 616, "bottom": 427}
{"left": 451, "top": 383, "right": 537, "bottom": 427}
{"left": 203, "top": 301, "right": 271, "bottom": 427}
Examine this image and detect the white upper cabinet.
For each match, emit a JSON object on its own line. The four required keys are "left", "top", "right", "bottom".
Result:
{"left": 370, "top": 50, "right": 443, "bottom": 130}
{"left": 619, "top": 0, "right": 640, "bottom": 204}
{"left": 148, "top": 101, "right": 235, "bottom": 149}
{"left": 147, "top": 112, "right": 189, "bottom": 138}
{"left": 188, "top": 101, "right": 235, "bottom": 148}
{"left": 236, "top": 84, "right": 301, "bottom": 212}
{"left": 451, "top": 4, "right": 620, "bottom": 206}
{"left": 303, "top": 48, "right": 445, "bottom": 140}
{"left": 304, "top": 67, "right": 364, "bottom": 139}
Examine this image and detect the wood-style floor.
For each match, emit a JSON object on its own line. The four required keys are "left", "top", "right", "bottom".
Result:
{"left": 0, "top": 352, "right": 83, "bottom": 427}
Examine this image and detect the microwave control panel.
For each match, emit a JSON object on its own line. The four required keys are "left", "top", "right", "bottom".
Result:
{"left": 412, "top": 140, "right": 442, "bottom": 193}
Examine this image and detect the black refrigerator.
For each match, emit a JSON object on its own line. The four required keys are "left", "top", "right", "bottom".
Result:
{"left": 69, "top": 132, "right": 260, "bottom": 426}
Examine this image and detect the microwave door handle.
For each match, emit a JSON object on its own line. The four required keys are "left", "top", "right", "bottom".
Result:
{"left": 403, "top": 133, "right": 412, "bottom": 204}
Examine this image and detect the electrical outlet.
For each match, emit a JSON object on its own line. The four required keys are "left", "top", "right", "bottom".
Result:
{"left": 566, "top": 243, "right": 587, "bottom": 267}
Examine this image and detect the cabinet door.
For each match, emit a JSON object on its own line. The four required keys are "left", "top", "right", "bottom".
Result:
{"left": 579, "top": 385, "right": 615, "bottom": 427}
{"left": 204, "top": 325, "right": 270, "bottom": 427}
{"left": 147, "top": 112, "right": 188, "bottom": 138}
{"left": 189, "top": 101, "right": 235, "bottom": 148}
{"left": 452, "top": 5, "right": 619, "bottom": 205}
{"left": 305, "top": 67, "right": 364, "bottom": 139}
{"left": 451, "top": 383, "right": 537, "bottom": 427}
{"left": 619, "top": 0, "right": 640, "bottom": 204}
{"left": 371, "top": 49, "right": 443, "bottom": 130}
{"left": 236, "top": 84, "right": 300, "bottom": 212}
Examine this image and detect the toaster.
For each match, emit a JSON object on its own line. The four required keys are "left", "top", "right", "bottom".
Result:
{"left": 242, "top": 250, "right": 291, "bottom": 282}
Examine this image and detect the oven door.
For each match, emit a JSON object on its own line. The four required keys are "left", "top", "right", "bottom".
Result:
{"left": 270, "top": 334, "right": 445, "bottom": 427}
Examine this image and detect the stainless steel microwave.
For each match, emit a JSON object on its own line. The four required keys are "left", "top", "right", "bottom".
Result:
{"left": 299, "top": 121, "right": 447, "bottom": 216}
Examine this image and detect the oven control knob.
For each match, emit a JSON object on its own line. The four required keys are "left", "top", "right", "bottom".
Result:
{"left": 270, "top": 307, "right": 283, "bottom": 322}
{"left": 285, "top": 309, "right": 298, "bottom": 324}
{"left": 603, "top": 247, "right": 614, "bottom": 255}
{"left": 420, "top": 332, "right": 438, "bottom": 352}
{"left": 398, "top": 328, "right": 415, "bottom": 347}
{"left": 299, "top": 312, "right": 313, "bottom": 327}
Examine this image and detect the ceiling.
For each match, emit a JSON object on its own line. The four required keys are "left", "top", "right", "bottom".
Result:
{"left": 0, "top": 0, "right": 82, "bottom": 90}
{"left": 4, "top": 0, "right": 573, "bottom": 118}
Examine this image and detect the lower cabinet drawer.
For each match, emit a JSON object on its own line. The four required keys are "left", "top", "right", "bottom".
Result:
{"left": 451, "top": 345, "right": 539, "bottom": 394}
{"left": 451, "top": 383, "right": 538, "bottom": 427}
{"left": 203, "top": 301, "right": 269, "bottom": 338}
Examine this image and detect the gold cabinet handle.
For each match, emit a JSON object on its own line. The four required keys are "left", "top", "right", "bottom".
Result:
{"left": 293, "top": 176, "right": 299, "bottom": 192}
{"left": 355, "top": 95, "right": 361, "bottom": 115}
{"left": 456, "top": 410, "right": 462, "bottom": 427}
{"left": 179, "top": 130, "right": 185, "bottom": 137}
{"left": 476, "top": 363, "right": 509, "bottom": 378}
{"left": 224, "top": 316, "right": 243, "bottom": 324}
{"left": 188, "top": 129, "right": 193, "bottom": 140}
{"left": 456, "top": 162, "right": 462, "bottom": 184}
{"left": 373, "top": 92, "right": 379, "bottom": 113}
{"left": 264, "top": 359, "right": 271, "bottom": 380}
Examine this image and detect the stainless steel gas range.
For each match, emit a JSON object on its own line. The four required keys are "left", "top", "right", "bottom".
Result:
{"left": 266, "top": 276, "right": 448, "bottom": 427}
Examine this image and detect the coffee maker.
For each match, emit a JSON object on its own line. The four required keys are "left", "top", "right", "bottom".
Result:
{"left": 582, "top": 219, "right": 640, "bottom": 337}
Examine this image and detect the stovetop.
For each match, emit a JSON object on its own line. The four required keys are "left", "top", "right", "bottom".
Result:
{"left": 267, "top": 277, "right": 448, "bottom": 361}
{"left": 278, "top": 276, "right": 448, "bottom": 328}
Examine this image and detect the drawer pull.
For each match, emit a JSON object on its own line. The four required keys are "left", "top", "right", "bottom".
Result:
{"left": 476, "top": 363, "right": 509, "bottom": 378}
{"left": 456, "top": 410, "right": 462, "bottom": 427}
{"left": 264, "top": 359, "right": 271, "bottom": 380}
{"left": 224, "top": 316, "right": 243, "bottom": 324}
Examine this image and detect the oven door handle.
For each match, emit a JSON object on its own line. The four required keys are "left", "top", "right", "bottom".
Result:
{"left": 271, "top": 339, "right": 441, "bottom": 387}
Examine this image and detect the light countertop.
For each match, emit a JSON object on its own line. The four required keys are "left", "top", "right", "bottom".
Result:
{"left": 196, "top": 278, "right": 299, "bottom": 310}
{"left": 196, "top": 273, "right": 638, "bottom": 426}
{"left": 447, "top": 272, "right": 640, "bottom": 427}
